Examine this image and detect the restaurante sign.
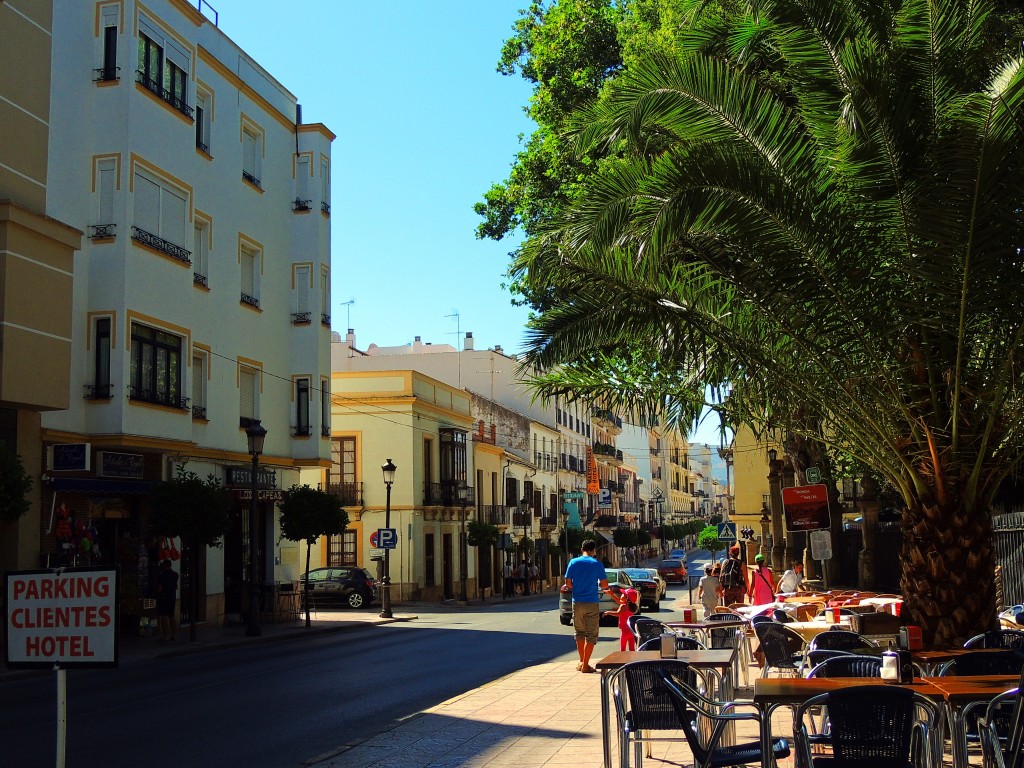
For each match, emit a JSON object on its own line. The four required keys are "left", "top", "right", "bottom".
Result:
{"left": 781, "top": 484, "right": 831, "bottom": 532}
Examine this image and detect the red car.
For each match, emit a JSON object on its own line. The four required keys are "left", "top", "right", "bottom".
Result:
{"left": 657, "top": 559, "right": 688, "bottom": 583}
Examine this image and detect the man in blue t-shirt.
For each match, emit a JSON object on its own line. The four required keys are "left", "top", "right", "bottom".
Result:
{"left": 564, "top": 539, "right": 610, "bottom": 673}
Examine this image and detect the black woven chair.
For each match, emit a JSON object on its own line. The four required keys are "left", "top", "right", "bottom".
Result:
{"left": 806, "top": 655, "right": 883, "bottom": 679}
{"left": 964, "top": 629, "right": 1024, "bottom": 651}
{"left": 978, "top": 668, "right": 1024, "bottom": 768}
{"left": 754, "top": 620, "right": 807, "bottom": 678}
{"left": 937, "top": 649, "right": 1024, "bottom": 677}
{"left": 705, "top": 610, "right": 744, "bottom": 650}
{"left": 794, "top": 685, "right": 939, "bottom": 768}
{"left": 805, "top": 649, "right": 860, "bottom": 669}
{"left": 638, "top": 634, "right": 706, "bottom": 652}
{"left": 809, "top": 629, "right": 876, "bottom": 653}
{"left": 631, "top": 616, "right": 672, "bottom": 647}
{"left": 611, "top": 659, "right": 700, "bottom": 768}
{"left": 658, "top": 665, "right": 791, "bottom": 768}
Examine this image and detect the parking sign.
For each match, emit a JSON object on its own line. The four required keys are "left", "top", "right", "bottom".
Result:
{"left": 377, "top": 528, "right": 398, "bottom": 549}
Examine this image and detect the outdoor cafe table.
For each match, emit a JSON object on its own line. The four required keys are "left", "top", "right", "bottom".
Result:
{"left": 923, "top": 674, "right": 1020, "bottom": 768}
{"left": 752, "top": 677, "right": 944, "bottom": 768}
{"left": 667, "top": 617, "right": 752, "bottom": 686}
{"left": 596, "top": 649, "right": 737, "bottom": 768}
{"left": 785, "top": 617, "right": 900, "bottom": 648}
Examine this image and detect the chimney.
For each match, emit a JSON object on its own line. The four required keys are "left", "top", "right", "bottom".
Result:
{"left": 494, "top": 345, "right": 503, "bottom": 354}
{"left": 464, "top": 332, "right": 474, "bottom": 351}
{"left": 346, "top": 328, "right": 355, "bottom": 347}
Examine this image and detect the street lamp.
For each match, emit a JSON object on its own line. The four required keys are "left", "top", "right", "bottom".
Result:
{"left": 652, "top": 487, "right": 665, "bottom": 556}
{"left": 560, "top": 507, "right": 570, "bottom": 575}
{"left": 520, "top": 495, "right": 531, "bottom": 596}
{"left": 244, "top": 420, "right": 267, "bottom": 638}
{"left": 457, "top": 480, "right": 469, "bottom": 604}
{"left": 379, "top": 458, "right": 397, "bottom": 618}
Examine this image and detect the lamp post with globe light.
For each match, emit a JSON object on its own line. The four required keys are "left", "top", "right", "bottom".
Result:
{"left": 379, "top": 458, "right": 396, "bottom": 618}
{"left": 245, "top": 420, "right": 267, "bottom": 638}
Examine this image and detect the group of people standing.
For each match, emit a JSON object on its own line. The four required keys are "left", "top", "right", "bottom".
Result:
{"left": 696, "top": 545, "right": 804, "bottom": 617}
{"left": 502, "top": 559, "right": 540, "bottom": 597}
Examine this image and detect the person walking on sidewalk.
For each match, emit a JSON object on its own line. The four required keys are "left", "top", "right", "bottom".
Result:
{"left": 748, "top": 554, "right": 775, "bottom": 605}
{"left": 155, "top": 559, "right": 179, "bottom": 641}
{"left": 564, "top": 539, "right": 610, "bottom": 673}
{"left": 697, "top": 564, "right": 723, "bottom": 618}
{"left": 720, "top": 545, "right": 748, "bottom": 606}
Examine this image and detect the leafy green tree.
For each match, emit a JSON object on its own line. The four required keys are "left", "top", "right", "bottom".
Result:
{"left": 696, "top": 526, "right": 721, "bottom": 561}
{"left": 150, "top": 466, "right": 232, "bottom": 642}
{"left": 613, "top": 527, "right": 637, "bottom": 548}
{"left": 467, "top": 520, "right": 499, "bottom": 548}
{"left": 510, "top": 0, "right": 1024, "bottom": 645}
{"left": 278, "top": 485, "right": 348, "bottom": 627}
{"left": 0, "top": 443, "right": 32, "bottom": 524}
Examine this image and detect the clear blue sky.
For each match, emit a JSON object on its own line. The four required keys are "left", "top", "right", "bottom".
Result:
{"left": 202, "top": 1, "right": 726, "bottom": 446}
{"left": 203, "top": 0, "right": 533, "bottom": 353}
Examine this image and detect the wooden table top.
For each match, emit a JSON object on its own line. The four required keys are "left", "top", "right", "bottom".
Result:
{"left": 922, "top": 675, "right": 1020, "bottom": 702}
{"left": 753, "top": 676, "right": 942, "bottom": 704}
{"left": 666, "top": 618, "right": 748, "bottom": 630}
{"left": 596, "top": 649, "right": 736, "bottom": 672}
{"left": 911, "top": 648, "right": 1013, "bottom": 664}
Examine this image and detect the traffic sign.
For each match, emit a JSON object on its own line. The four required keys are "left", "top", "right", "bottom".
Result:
{"left": 377, "top": 528, "right": 398, "bottom": 549}
{"left": 782, "top": 484, "right": 831, "bottom": 532}
{"left": 598, "top": 488, "right": 612, "bottom": 509}
{"left": 806, "top": 467, "right": 821, "bottom": 484}
{"left": 717, "top": 522, "right": 737, "bottom": 541}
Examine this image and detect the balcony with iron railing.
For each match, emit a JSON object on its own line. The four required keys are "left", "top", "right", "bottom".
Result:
{"left": 321, "top": 202, "right": 330, "bottom": 215}
{"left": 291, "top": 312, "right": 312, "bottom": 324}
{"left": 480, "top": 505, "right": 509, "bottom": 527}
{"left": 423, "top": 481, "right": 476, "bottom": 507}
{"left": 128, "top": 385, "right": 189, "bottom": 410}
{"left": 292, "top": 425, "right": 312, "bottom": 437}
{"left": 94, "top": 66, "right": 120, "bottom": 82}
{"left": 242, "top": 170, "right": 262, "bottom": 189}
{"left": 192, "top": 405, "right": 207, "bottom": 420}
{"left": 84, "top": 384, "right": 112, "bottom": 400}
{"left": 512, "top": 511, "right": 532, "bottom": 528}
{"left": 132, "top": 226, "right": 191, "bottom": 264}
{"left": 592, "top": 407, "right": 623, "bottom": 434}
{"left": 89, "top": 224, "right": 115, "bottom": 239}
{"left": 240, "top": 292, "right": 260, "bottom": 309}
{"left": 321, "top": 313, "right": 331, "bottom": 326}
{"left": 136, "top": 70, "right": 193, "bottom": 118}
{"left": 325, "top": 481, "right": 363, "bottom": 506}
{"left": 540, "top": 512, "right": 557, "bottom": 528}
{"left": 293, "top": 198, "right": 312, "bottom": 212}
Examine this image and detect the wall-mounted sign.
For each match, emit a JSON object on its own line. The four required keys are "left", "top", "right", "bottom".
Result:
{"left": 225, "top": 467, "right": 276, "bottom": 488}
{"left": 586, "top": 448, "right": 600, "bottom": 494}
{"left": 233, "top": 489, "right": 284, "bottom": 502}
{"left": 563, "top": 491, "right": 584, "bottom": 500}
{"left": 48, "top": 444, "right": 91, "bottom": 472}
{"left": 782, "top": 484, "right": 831, "bottom": 532}
{"left": 97, "top": 452, "right": 144, "bottom": 480}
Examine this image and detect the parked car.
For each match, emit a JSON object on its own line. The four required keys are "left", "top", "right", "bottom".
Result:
{"left": 558, "top": 568, "right": 637, "bottom": 626}
{"left": 643, "top": 567, "right": 668, "bottom": 598}
{"left": 657, "top": 558, "right": 688, "bottom": 584}
{"left": 620, "top": 568, "right": 662, "bottom": 611}
{"left": 669, "top": 549, "right": 687, "bottom": 560}
{"left": 299, "top": 567, "right": 378, "bottom": 609}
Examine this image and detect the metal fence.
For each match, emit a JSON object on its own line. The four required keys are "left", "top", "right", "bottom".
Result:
{"left": 994, "top": 509, "right": 1024, "bottom": 608}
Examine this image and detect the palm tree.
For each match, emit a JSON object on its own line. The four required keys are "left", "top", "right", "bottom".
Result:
{"left": 515, "top": 0, "right": 1024, "bottom": 646}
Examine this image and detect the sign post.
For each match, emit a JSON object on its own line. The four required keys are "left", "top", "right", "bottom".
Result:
{"left": 5, "top": 566, "right": 120, "bottom": 767}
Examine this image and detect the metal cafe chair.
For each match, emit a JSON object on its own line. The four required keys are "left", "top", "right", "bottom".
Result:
{"left": 657, "top": 664, "right": 791, "bottom": 768}
{"left": 753, "top": 620, "right": 807, "bottom": 678}
{"left": 964, "top": 630, "right": 1024, "bottom": 651}
{"left": 977, "top": 668, "right": 1023, "bottom": 768}
{"left": 794, "top": 685, "right": 940, "bottom": 768}
{"left": 810, "top": 629, "right": 877, "bottom": 653}
{"left": 638, "top": 635, "right": 707, "bottom": 652}
{"left": 631, "top": 616, "right": 672, "bottom": 647}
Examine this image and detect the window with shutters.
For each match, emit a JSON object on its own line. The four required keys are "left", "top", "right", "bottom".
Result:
{"left": 239, "top": 243, "right": 260, "bottom": 309}
{"left": 320, "top": 377, "right": 330, "bottom": 437}
{"left": 239, "top": 365, "right": 259, "bottom": 428}
{"left": 136, "top": 16, "right": 192, "bottom": 118}
{"left": 195, "top": 88, "right": 211, "bottom": 154}
{"left": 320, "top": 156, "right": 330, "bottom": 215}
{"left": 96, "top": 5, "right": 119, "bottom": 82}
{"left": 241, "top": 116, "right": 264, "bottom": 189}
{"left": 320, "top": 267, "right": 330, "bottom": 325}
{"left": 129, "top": 322, "right": 185, "bottom": 409}
{"left": 192, "top": 348, "right": 208, "bottom": 420}
{"left": 87, "top": 317, "right": 112, "bottom": 399}
{"left": 192, "top": 215, "right": 209, "bottom": 287}
{"left": 293, "top": 377, "right": 310, "bottom": 436}
{"left": 439, "top": 428, "right": 467, "bottom": 485}
{"left": 92, "top": 157, "right": 118, "bottom": 240}
{"left": 291, "top": 264, "right": 311, "bottom": 323}
{"left": 132, "top": 166, "right": 190, "bottom": 264}
{"left": 293, "top": 154, "right": 311, "bottom": 210}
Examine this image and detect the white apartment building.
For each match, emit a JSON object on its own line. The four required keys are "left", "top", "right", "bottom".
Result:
{"left": 40, "top": 0, "right": 333, "bottom": 628}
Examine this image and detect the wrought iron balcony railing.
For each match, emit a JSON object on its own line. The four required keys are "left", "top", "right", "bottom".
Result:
{"left": 321, "top": 425, "right": 331, "bottom": 438}
{"left": 128, "top": 385, "right": 189, "bottom": 410}
{"left": 321, "top": 313, "right": 331, "bottom": 326}
{"left": 240, "top": 292, "right": 260, "bottom": 309}
{"left": 193, "top": 272, "right": 208, "bottom": 287}
{"left": 89, "top": 223, "right": 115, "bottom": 239}
{"left": 321, "top": 201, "right": 331, "bottom": 215}
{"left": 196, "top": 139, "right": 209, "bottom": 154}
{"left": 84, "top": 384, "right": 112, "bottom": 400}
{"left": 94, "top": 66, "right": 120, "bottom": 82}
{"left": 291, "top": 312, "right": 311, "bottom": 324}
{"left": 242, "top": 170, "right": 262, "bottom": 188}
{"left": 135, "top": 71, "right": 193, "bottom": 118}
{"left": 293, "top": 198, "right": 311, "bottom": 211}
{"left": 423, "top": 481, "right": 476, "bottom": 507}
{"left": 479, "top": 505, "right": 509, "bottom": 526}
{"left": 192, "top": 405, "right": 207, "bottom": 420}
{"left": 132, "top": 226, "right": 191, "bottom": 264}
{"left": 325, "top": 481, "right": 363, "bottom": 506}
{"left": 292, "top": 425, "right": 311, "bottom": 437}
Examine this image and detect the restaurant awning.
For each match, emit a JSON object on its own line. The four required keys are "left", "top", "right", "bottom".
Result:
{"left": 48, "top": 478, "right": 153, "bottom": 495}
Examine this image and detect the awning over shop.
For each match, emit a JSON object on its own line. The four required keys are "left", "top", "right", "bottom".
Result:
{"left": 594, "top": 529, "right": 615, "bottom": 545}
{"left": 48, "top": 478, "right": 153, "bottom": 495}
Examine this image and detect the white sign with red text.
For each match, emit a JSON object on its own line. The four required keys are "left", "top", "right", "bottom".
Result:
{"left": 4, "top": 566, "right": 120, "bottom": 669}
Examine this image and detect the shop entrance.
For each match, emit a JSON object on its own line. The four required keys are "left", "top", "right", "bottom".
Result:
{"left": 224, "top": 500, "right": 269, "bottom": 616}
{"left": 442, "top": 532, "right": 454, "bottom": 599}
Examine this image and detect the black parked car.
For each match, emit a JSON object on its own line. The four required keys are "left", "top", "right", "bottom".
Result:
{"left": 299, "top": 567, "right": 378, "bottom": 609}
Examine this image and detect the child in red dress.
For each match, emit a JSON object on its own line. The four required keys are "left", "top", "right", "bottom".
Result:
{"left": 606, "top": 587, "right": 640, "bottom": 651}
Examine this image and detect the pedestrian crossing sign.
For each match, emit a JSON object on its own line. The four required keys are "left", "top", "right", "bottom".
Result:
{"left": 717, "top": 522, "right": 737, "bottom": 541}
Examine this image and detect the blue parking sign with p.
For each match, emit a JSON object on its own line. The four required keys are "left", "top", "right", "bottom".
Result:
{"left": 378, "top": 528, "right": 397, "bottom": 549}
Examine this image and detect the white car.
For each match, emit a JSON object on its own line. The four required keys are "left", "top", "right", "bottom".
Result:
{"left": 644, "top": 568, "right": 668, "bottom": 598}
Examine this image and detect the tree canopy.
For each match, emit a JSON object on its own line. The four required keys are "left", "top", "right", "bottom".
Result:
{"left": 0, "top": 443, "right": 32, "bottom": 524}
{"left": 486, "top": 0, "right": 1024, "bottom": 645}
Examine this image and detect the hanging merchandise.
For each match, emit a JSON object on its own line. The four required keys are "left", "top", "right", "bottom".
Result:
{"left": 168, "top": 537, "right": 180, "bottom": 561}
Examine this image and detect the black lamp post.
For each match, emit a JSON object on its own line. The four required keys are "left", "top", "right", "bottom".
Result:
{"left": 245, "top": 420, "right": 267, "bottom": 638}
{"left": 652, "top": 487, "right": 665, "bottom": 556}
{"left": 457, "top": 480, "right": 469, "bottom": 604}
{"left": 520, "top": 495, "right": 530, "bottom": 596}
{"left": 380, "top": 458, "right": 396, "bottom": 618}
{"left": 560, "top": 507, "right": 570, "bottom": 575}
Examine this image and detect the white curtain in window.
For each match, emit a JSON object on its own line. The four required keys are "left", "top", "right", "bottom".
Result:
{"left": 134, "top": 173, "right": 160, "bottom": 234}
